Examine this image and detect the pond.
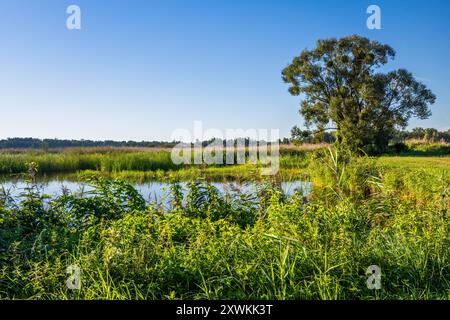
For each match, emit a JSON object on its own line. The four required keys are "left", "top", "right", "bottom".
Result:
{"left": 0, "top": 179, "right": 312, "bottom": 207}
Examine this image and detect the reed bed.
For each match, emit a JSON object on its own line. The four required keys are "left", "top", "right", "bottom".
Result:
{"left": 0, "top": 146, "right": 448, "bottom": 300}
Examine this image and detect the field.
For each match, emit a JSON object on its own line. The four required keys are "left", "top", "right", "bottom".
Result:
{"left": 0, "top": 144, "right": 449, "bottom": 299}
{"left": 378, "top": 156, "right": 450, "bottom": 171}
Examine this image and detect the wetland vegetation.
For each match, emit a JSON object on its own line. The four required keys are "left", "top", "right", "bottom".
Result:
{"left": 0, "top": 142, "right": 448, "bottom": 299}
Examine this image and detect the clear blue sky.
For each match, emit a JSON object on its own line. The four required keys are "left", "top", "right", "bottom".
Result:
{"left": 1, "top": 0, "right": 449, "bottom": 141}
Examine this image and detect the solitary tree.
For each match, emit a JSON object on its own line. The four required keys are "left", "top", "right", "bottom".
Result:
{"left": 282, "top": 35, "right": 436, "bottom": 153}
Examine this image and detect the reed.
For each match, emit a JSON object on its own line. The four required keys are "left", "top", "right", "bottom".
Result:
{"left": 0, "top": 149, "right": 448, "bottom": 300}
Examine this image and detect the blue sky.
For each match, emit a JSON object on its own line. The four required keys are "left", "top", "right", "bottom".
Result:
{"left": 0, "top": 0, "right": 449, "bottom": 141}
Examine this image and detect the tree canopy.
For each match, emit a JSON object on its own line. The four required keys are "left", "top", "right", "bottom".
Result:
{"left": 282, "top": 35, "right": 436, "bottom": 153}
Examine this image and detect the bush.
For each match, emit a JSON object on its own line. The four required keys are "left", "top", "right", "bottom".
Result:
{"left": 389, "top": 142, "right": 409, "bottom": 154}
{"left": 0, "top": 165, "right": 448, "bottom": 300}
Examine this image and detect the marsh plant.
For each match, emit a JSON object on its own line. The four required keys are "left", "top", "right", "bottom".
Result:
{"left": 0, "top": 150, "right": 448, "bottom": 300}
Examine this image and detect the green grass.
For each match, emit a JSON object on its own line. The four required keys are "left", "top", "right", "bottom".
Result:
{"left": 0, "top": 150, "right": 180, "bottom": 174}
{"left": 0, "top": 147, "right": 448, "bottom": 300}
{"left": 378, "top": 156, "right": 450, "bottom": 172}
{"left": 0, "top": 147, "right": 311, "bottom": 182}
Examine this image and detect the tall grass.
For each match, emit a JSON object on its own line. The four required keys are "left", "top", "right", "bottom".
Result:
{"left": 0, "top": 151, "right": 179, "bottom": 174}
{"left": 0, "top": 147, "right": 311, "bottom": 181}
{"left": 0, "top": 148, "right": 448, "bottom": 300}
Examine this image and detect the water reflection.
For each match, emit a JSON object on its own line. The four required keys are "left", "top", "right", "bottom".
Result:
{"left": 1, "top": 179, "right": 311, "bottom": 207}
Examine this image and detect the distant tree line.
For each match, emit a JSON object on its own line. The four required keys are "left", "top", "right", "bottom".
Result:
{"left": 290, "top": 126, "right": 335, "bottom": 144}
{"left": 2, "top": 130, "right": 447, "bottom": 150}
{"left": 0, "top": 137, "right": 286, "bottom": 150}
{"left": 0, "top": 138, "right": 180, "bottom": 149}
{"left": 393, "top": 128, "right": 450, "bottom": 143}
{"left": 290, "top": 127, "right": 450, "bottom": 145}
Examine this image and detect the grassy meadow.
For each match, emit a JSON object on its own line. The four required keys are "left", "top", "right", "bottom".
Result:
{"left": 0, "top": 143, "right": 449, "bottom": 299}
{"left": 0, "top": 145, "right": 313, "bottom": 182}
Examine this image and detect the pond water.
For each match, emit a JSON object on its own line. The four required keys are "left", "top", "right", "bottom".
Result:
{"left": 0, "top": 179, "right": 311, "bottom": 207}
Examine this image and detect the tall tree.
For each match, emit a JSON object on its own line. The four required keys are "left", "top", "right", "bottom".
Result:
{"left": 282, "top": 35, "right": 436, "bottom": 153}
